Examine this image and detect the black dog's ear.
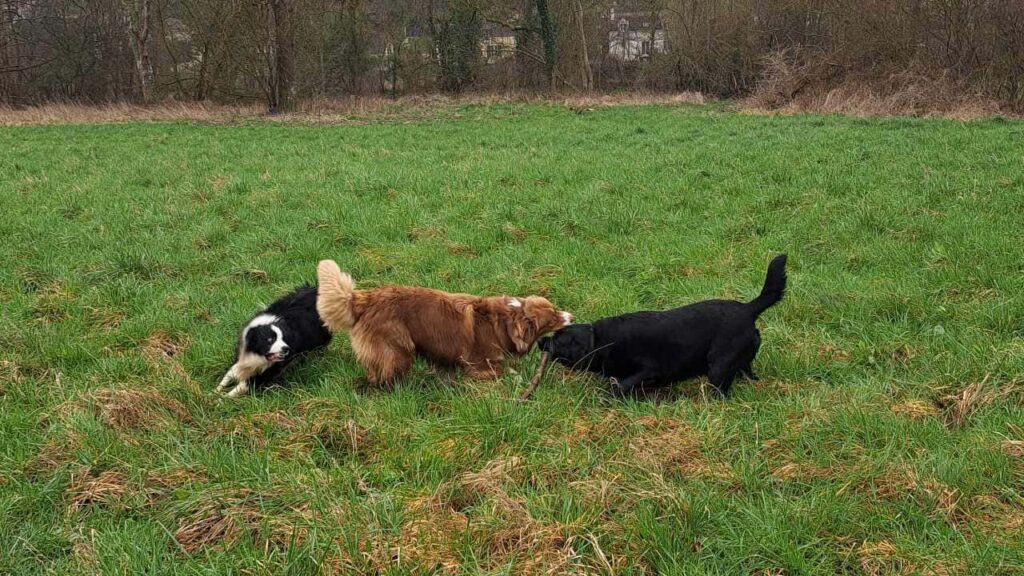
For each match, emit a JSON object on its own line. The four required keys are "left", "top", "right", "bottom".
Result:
{"left": 537, "top": 336, "right": 552, "bottom": 352}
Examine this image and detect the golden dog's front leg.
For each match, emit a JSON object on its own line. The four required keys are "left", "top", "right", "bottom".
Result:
{"left": 461, "top": 356, "right": 503, "bottom": 380}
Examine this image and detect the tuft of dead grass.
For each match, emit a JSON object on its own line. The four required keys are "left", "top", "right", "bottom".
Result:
{"left": 408, "top": 226, "right": 445, "bottom": 240}
{"left": 891, "top": 399, "right": 941, "bottom": 420}
{"left": 628, "top": 418, "right": 733, "bottom": 481}
{"left": 0, "top": 359, "right": 22, "bottom": 384}
{"left": 142, "top": 330, "right": 188, "bottom": 359}
{"left": 68, "top": 469, "right": 132, "bottom": 512}
{"left": 286, "top": 417, "right": 375, "bottom": 462}
{"left": 380, "top": 457, "right": 580, "bottom": 575}
{"left": 31, "top": 280, "right": 75, "bottom": 323}
{"left": 173, "top": 488, "right": 311, "bottom": 554}
{"left": 206, "top": 410, "right": 299, "bottom": 451}
{"left": 963, "top": 494, "right": 1024, "bottom": 543}
{"left": 859, "top": 465, "right": 970, "bottom": 527}
{"left": 87, "top": 387, "right": 190, "bottom": 432}
{"left": 68, "top": 466, "right": 207, "bottom": 513}
{"left": 24, "top": 433, "right": 82, "bottom": 476}
{"left": 1000, "top": 440, "right": 1024, "bottom": 459}
{"left": 84, "top": 307, "right": 125, "bottom": 331}
{"left": 140, "top": 330, "right": 199, "bottom": 393}
{"left": 856, "top": 540, "right": 905, "bottom": 576}
{"left": 770, "top": 461, "right": 833, "bottom": 482}
{"left": 935, "top": 374, "right": 1018, "bottom": 428}
{"left": 0, "top": 359, "right": 21, "bottom": 396}
{"left": 562, "top": 410, "right": 631, "bottom": 448}
{"left": 396, "top": 496, "right": 471, "bottom": 574}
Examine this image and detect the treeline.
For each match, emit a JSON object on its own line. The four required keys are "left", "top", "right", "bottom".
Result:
{"left": 2, "top": 0, "right": 1022, "bottom": 111}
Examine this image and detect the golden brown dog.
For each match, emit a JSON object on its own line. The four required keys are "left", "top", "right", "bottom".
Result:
{"left": 316, "top": 259, "right": 572, "bottom": 384}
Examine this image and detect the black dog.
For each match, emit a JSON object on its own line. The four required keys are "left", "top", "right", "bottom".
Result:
{"left": 217, "top": 285, "right": 331, "bottom": 397}
{"left": 538, "top": 255, "right": 787, "bottom": 398}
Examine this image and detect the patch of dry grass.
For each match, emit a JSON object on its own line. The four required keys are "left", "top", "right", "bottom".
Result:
{"left": 935, "top": 375, "right": 1021, "bottom": 428}
{"left": 0, "top": 101, "right": 263, "bottom": 126}
{"left": 1001, "top": 439, "right": 1024, "bottom": 459}
{"left": 891, "top": 399, "right": 941, "bottom": 420}
{"left": 68, "top": 466, "right": 206, "bottom": 512}
{"left": 88, "top": 388, "right": 190, "bottom": 432}
{"left": 628, "top": 417, "right": 733, "bottom": 481}
{"left": 67, "top": 470, "right": 132, "bottom": 512}
{"left": 173, "top": 487, "right": 312, "bottom": 554}
{"left": 368, "top": 457, "right": 582, "bottom": 575}
{"left": 0, "top": 92, "right": 708, "bottom": 128}
{"left": 745, "top": 70, "right": 1014, "bottom": 120}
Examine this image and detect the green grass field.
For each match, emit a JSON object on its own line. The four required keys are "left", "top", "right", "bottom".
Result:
{"left": 1, "top": 104, "right": 1023, "bottom": 575}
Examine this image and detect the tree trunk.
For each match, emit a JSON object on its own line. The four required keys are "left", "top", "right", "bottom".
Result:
{"left": 535, "top": 0, "right": 556, "bottom": 90}
{"left": 0, "top": 0, "right": 18, "bottom": 103}
{"left": 574, "top": 0, "right": 592, "bottom": 90}
{"left": 650, "top": 4, "right": 658, "bottom": 60}
{"left": 268, "top": 0, "right": 296, "bottom": 113}
{"left": 125, "top": 0, "right": 154, "bottom": 103}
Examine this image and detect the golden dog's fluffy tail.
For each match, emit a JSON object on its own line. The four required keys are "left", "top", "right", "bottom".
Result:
{"left": 317, "top": 259, "right": 357, "bottom": 332}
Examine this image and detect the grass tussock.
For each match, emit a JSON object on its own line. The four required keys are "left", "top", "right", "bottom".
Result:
{"left": 891, "top": 399, "right": 941, "bottom": 420}
{"left": 352, "top": 457, "right": 580, "bottom": 575}
{"left": 937, "top": 375, "right": 1021, "bottom": 428}
{"left": 87, "top": 388, "right": 190, "bottom": 432}
{"left": 67, "top": 470, "right": 131, "bottom": 512}
{"left": 628, "top": 417, "right": 733, "bottom": 481}
{"left": 173, "top": 488, "right": 312, "bottom": 554}
{"left": 68, "top": 466, "right": 206, "bottom": 513}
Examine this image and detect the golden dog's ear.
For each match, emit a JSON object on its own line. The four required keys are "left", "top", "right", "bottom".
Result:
{"left": 505, "top": 301, "right": 537, "bottom": 355}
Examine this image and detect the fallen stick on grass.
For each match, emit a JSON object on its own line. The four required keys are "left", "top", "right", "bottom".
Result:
{"left": 518, "top": 351, "right": 550, "bottom": 401}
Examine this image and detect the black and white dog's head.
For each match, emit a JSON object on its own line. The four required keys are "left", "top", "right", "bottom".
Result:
{"left": 241, "top": 314, "right": 291, "bottom": 364}
{"left": 538, "top": 324, "right": 597, "bottom": 369}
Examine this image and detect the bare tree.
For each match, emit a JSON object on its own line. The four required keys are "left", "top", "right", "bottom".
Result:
{"left": 573, "top": 0, "right": 593, "bottom": 90}
{"left": 268, "top": 0, "right": 297, "bottom": 112}
{"left": 0, "top": 0, "right": 19, "bottom": 102}
{"left": 122, "top": 0, "right": 154, "bottom": 102}
{"left": 534, "top": 0, "right": 555, "bottom": 88}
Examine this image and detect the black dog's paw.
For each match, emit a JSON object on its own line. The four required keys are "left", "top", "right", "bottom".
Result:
{"left": 608, "top": 377, "right": 627, "bottom": 398}
{"left": 708, "top": 384, "right": 729, "bottom": 399}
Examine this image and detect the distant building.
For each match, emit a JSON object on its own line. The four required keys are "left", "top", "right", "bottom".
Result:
{"left": 608, "top": 2, "right": 666, "bottom": 61}
{"left": 480, "top": 22, "right": 516, "bottom": 64}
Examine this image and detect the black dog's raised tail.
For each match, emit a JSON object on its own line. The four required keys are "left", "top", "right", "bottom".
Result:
{"left": 747, "top": 254, "right": 787, "bottom": 316}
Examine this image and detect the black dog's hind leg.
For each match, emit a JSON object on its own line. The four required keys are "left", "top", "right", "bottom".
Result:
{"left": 740, "top": 330, "right": 761, "bottom": 381}
{"left": 740, "top": 363, "right": 759, "bottom": 381}
{"left": 708, "top": 339, "right": 755, "bottom": 398}
{"left": 708, "top": 359, "right": 739, "bottom": 398}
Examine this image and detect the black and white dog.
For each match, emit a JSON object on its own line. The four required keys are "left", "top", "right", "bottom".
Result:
{"left": 217, "top": 285, "right": 332, "bottom": 397}
{"left": 538, "top": 255, "right": 787, "bottom": 398}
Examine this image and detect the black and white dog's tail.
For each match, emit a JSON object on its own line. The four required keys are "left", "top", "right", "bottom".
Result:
{"left": 747, "top": 254, "right": 787, "bottom": 317}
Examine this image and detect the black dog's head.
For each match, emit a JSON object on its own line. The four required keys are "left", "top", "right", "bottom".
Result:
{"left": 538, "top": 324, "right": 596, "bottom": 369}
{"left": 243, "top": 323, "right": 290, "bottom": 363}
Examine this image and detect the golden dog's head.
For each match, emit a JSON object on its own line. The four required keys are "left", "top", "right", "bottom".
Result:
{"left": 504, "top": 296, "right": 572, "bottom": 355}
